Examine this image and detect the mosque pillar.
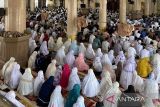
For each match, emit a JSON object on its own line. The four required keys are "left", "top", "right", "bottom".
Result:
{"left": 65, "top": 0, "right": 68, "bottom": 9}
{"left": 67, "top": 0, "right": 77, "bottom": 39}
{"left": 132, "top": 0, "right": 142, "bottom": 19}
{"left": 144, "top": 0, "right": 150, "bottom": 16}
{"left": 119, "top": 0, "right": 126, "bottom": 24}
{"left": 30, "top": 0, "right": 35, "bottom": 11}
{"left": 99, "top": 0, "right": 107, "bottom": 31}
{"left": 153, "top": 0, "right": 157, "bottom": 15}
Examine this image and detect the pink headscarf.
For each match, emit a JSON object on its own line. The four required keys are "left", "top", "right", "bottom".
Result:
{"left": 60, "top": 64, "right": 71, "bottom": 89}
{"left": 75, "top": 53, "right": 89, "bottom": 71}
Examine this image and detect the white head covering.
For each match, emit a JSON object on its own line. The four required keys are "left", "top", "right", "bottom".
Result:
{"left": 108, "top": 50, "right": 115, "bottom": 64}
{"left": 79, "top": 43, "right": 86, "bottom": 55}
{"left": 63, "top": 39, "right": 71, "bottom": 53}
{"left": 8, "top": 63, "right": 22, "bottom": 89}
{"left": 73, "top": 96, "right": 85, "bottom": 107}
{"left": 140, "top": 49, "right": 150, "bottom": 58}
{"left": 127, "top": 47, "right": 136, "bottom": 58}
{"left": 85, "top": 44, "right": 95, "bottom": 60}
{"left": 115, "top": 51, "right": 126, "bottom": 65}
{"left": 48, "top": 85, "right": 64, "bottom": 107}
{"left": 45, "top": 59, "right": 57, "bottom": 79}
{"left": 95, "top": 48, "right": 103, "bottom": 58}
{"left": 55, "top": 37, "right": 63, "bottom": 51}
{"left": 28, "top": 51, "right": 38, "bottom": 69}
{"left": 5, "top": 91, "right": 25, "bottom": 107}
{"left": 17, "top": 68, "right": 33, "bottom": 95}
{"left": 65, "top": 50, "right": 75, "bottom": 68}
{"left": 93, "top": 57, "right": 102, "bottom": 72}
{"left": 34, "top": 70, "right": 45, "bottom": 96}
{"left": 101, "top": 54, "right": 112, "bottom": 66}
{"left": 48, "top": 36, "right": 55, "bottom": 50}
{"left": 82, "top": 69, "right": 100, "bottom": 97}
{"left": 39, "top": 33, "right": 45, "bottom": 44}
{"left": 55, "top": 46, "right": 66, "bottom": 65}
{"left": 89, "top": 34, "right": 95, "bottom": 44}
{"left": 102, "top": 41, "right": 110, "bottom": 53}
{"left": 29, "top": 40, "right": 37, "bottom": 55}
{"left": 40, "top": 41, "right": 49, "bottom": 56}
{"left": 67, "top": 67, "right": 81, "bottom": 91}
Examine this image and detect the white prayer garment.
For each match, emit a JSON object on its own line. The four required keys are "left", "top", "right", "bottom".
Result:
{"left": 79, "top": 43, "right": 86, "bottom": 55}
{"left": 95, "top": 48, "right": 103, "bottom": 58}
{"left": 29, "top": 40, "right": 37, "bottom": 55}
{"left": 73, "top": 96, "right": 85, "bottom": 107}
{"left": 115, "top": 51, "right": 126, "bottom": 66}
{"left": 48, "top": 36, "right": 55, "bottom": 50}
{"left": 85, "top": 44, "right": 95, "bottom": 60}
{"left": 89, "top": 34, "right": 95, "bottom": 44}
{"left": 65, "top": 50, "right": 75, "bottom": 68}
{"left": 127, "top": 47, "right": 137, "bottom": 58}
{"left": 93, "top": 57, "right": 103, "bottom": 72}
{"left": 28, "top": 51, "right": 38, "bottom": 69}
{"left": 17, "top": 68, "right": 33, "bottom": 96}
{"left": 63, "top": 39, "right": 71, "bottom": 53}
{"left": 67, "top": 67, "right": 81, "bottom": 91}
{"left": 34, "top": 70, "right": 45, "bottom": 96}
{"left": 5, "top": 91, "right": 25, "bottom": 107}
{"left": 55, "top": 37, "right": 63, "bottom": 51}
{"left": 45, "top": 59, "right": 57, "bottom": 79}
{"left": 82, "top": 69, "right": 100, "bottom": 97}
{"left": 55, "top": 46, "right": 66, "bottom": 65}
{"left": 8, "top": 63, "right": 22, "bottom": 89}
{"left": 40, "top": 41, "right": 49, "bottom": 56}
{"left": 140, "top": 49, "right": 150, "bottom": 58}
{"left": 120, "top": 56, "right": 136, "bottom": 90}
{"left": 102, "top": 40, "right": 110, "bottom": 53}
{"left": 48, "top": 85, "right": 64, "bottom": 107}
{"left": 108, "top": 50, "right": 115, "bottom": 64}
{"left": 101, "top": 54, "right": 112, "bottom": 66}
{"left": 39, "top": 33, "right": 45, "bottom": 44}
{"left": 103, "top": 82, "right": 122, "bottom": 107}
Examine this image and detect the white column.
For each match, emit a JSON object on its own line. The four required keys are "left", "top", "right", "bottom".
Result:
{"left": 67, "top": 0, "right": 77, "bottom": 37}
{"left": 5, "top": 0, "right": 26, "bottom": 33}
{"left": 99, "top": 0, "right": 107, "bottom": 31}
{"left": 65, "top": 0, "right": 68, "bottom": 9}
{"left": 30, "top": 0, "right": 35, "bottom": 11}
{"left": 145, "top": 0, "right": 150, "bottom": 16}
{"left": 119, "top": 0, "right": 126, "bottom": 24}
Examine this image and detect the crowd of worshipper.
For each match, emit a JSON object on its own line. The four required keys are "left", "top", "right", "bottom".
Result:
{"left": 1, "top": 6, "right": 160, "bottom": 107}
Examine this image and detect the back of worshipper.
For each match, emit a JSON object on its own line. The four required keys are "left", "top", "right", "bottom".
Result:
{"left": 75, "top": 53, "right": 89, "bottom": 72}
{"left": 79, "top": 43, "right": 87, "bottom": 55}
{"left": 102, "top": 38, "right": 110, "bottom": 53}
{"left": 5, "top": 91, "right": 25, "bottom": 107}
{"left": 92, "top": 36, "right": 101, "bottom": 50}
{"left": 103, "top": 82, "right": 121, "bottom": 107}
{"left": 82, "top": 69, "right": 100, "bottom": 97}
{"left": 53, "top": 65, "right": 62, "bottom": 86}
{"left": 8, "top": 63, "right": 22, "bottom": 89}
{"left": 54, "top": 37, "right": 63, "bottom": 51}
{"left": 85, "top": 44, "right": 95, "bottom": 60}
{"left": 55, "top": 46, "right": 66, "bottom": 65}
{"left": 73, "top": 96, "right": 85, "bottom": 107}
{"left": 70, "top": 40, "right": 79, "bottom": 55}
{"left": 48, "top": 36, "right": 55, "bottom": 50}
{"left": 120, "top": 55, "right": 136, "bottom": 90}
{"left": 65, "top": 84, "right": 81, "bottom": 107}
{"left": 60, "top": 64, "right": 71, "bottom": 89}
{"left": 67, "top": 67, "right": 81, "bottom": 91}
{"left": 17, "top": 68, "right": 33, "bottom": 96}
{"left": 143, "top": 73, "right": 159, "bottom": 107}
{"left": 101, "top": 53, "right": 112, "bottom": 66}
{"left": 48, "top": 85, "right": 64, "bottom": 107}
{"left": 37, "top": 76, "right": 55, "bottom": 107}
{"left": 40, "top": 41, "right": 49, "bottom": 56}
{"left": 45, "top": 59, "right": 57, "bottom": 79}
{"left": 93, "top": 57, "right": 103, "bottom": 75}
{"left": 28, "top": 51, "right": 38, "bottom": 69}
{"left": 34, "top": 70, "right": 45, "bottom": 96}
{"left": 95, "top": 48, "right": 103, "bottom": 58}
{"left": 118, "top": 85, "right": 143, "bottom": 107}
{"left": 63, "top": 38, "right": 71, "bottom": 53}
{"left": 65, "top": 50, "right": 75, "bottom": 68}
{"left": 137, "top": 48, "right": 152, "bottom": 78}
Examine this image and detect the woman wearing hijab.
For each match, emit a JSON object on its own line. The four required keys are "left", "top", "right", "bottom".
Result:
{"left": 73, "top": 96, "right": 85, "bottom": 107}
{"left": 29, "top": 40, "right": 37, "bottom": 55}
{"left": 75, "top": 53, "right": 89, "bottom": 71}
{"left": 55, "top": 37, "right": 63, "bottom": 51}
{"left": 79, "top": 43, "right": 86, "bottom": 55}
{"left": 39, "top": 33, "right": 45, "bottom": 44}
{"left": 34, "top": 70, "right": 45, "bottom": 96}
{"left": 92, "top": 37, "right": 101, "bottom": 50}
{"left": 93, "top": 57, "right": 103, "bottom": 73}
{"left": 102, "top": 40, "right": 110, "bottom": 53}
{"left": 65, "top": 50, "right": 75, "bottom": 68}
{"left": 55, "top": 46, "right": 66, "bottom": 65}
{"left": 95, "top": 48, "right": 103, "bottom": 58}
{"left": 60, "top": 64, "right": 71, "bottom": 89}
{"left": 63, "top": 38, "right": 71, "bottom": 53}
{"left": 103, "top": 82, "right": 121, "bottom": 107}
{"left": 82, "top": 69, "right": 100, "bottom": 97}
{"left": 5, "top": 91, "right": 25, "bottom": 107}
{"left": 101, "top": 54, "right": 112, "bottom": 66}
{"left": 67, "top": 67, "right": 81, "bottom": 91}
{"left": 89, "top": 34, "right": 95, "bottom": 44}
{"left": 70, "top": 40, "right": 79, "bottom": 55}
{"left": 108, "top": 50, "right": 115, "bottom": 64}
{"left": 40, "top": 41, "right": 49, "bottom": 56}
{"left": 65, "top": 84, "right": 81, "bottom": 107}
{"left": 17, "top": 68, "right": 33, "bottom": 96}
{"left": 85, "top": 44, "right": 95, "bottom": 60}
{"left": 53, "top": 65, "right": 62, "bottom": 86}
{"left": 28, "top": 51, "right": 38, "bottom": 69}
{"left": 120, "top": 56, "right": 136, "bottom": 90}
{"left": 48, "top": 85, "right": 64, "bottom": 107}
{"left": 48, "top": 36, "right": 55, "bottom": 50}
{"left": 45, "top": 59, "right": 57, "bottom": 79}
{"left": 37, "top": 76, "right": 55, "bottom": 106}
{"left": 115, "top": 51, "right": 126, "bottom": 66}
{"left": 8, "top": 63, "right": 22, "bottom": 89}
